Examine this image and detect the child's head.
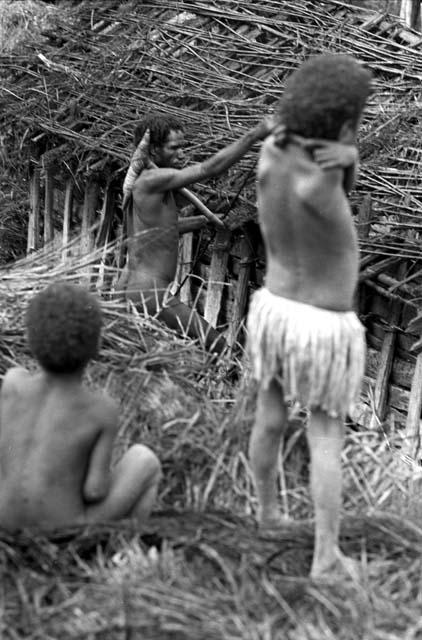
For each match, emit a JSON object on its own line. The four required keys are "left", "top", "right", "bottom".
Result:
{"left": 26, "top": 283, "right": 103, "bottom": 374}
{"left": 278, "top": 54, "right": 372, "bottom": 140}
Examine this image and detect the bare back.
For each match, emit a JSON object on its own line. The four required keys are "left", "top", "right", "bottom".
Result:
{"left": 257, "top": 136, "right": 359, "bottom": 311}
{"left": 0, "top": 368, "right": 117, "bottom": 530}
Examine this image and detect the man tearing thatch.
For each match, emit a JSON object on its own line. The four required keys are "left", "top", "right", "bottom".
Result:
{"left": 247, "top": 54, "right": 372, "bottom": 579}
{"left": 117, "top": 113, "right": 276, "bottom": 354}
{"left": 0, "top": 283, "right": 161, "bottom": 530}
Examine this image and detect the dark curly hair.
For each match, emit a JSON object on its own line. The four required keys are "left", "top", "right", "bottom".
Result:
{"left": 26, "top": 283, "right": 103, "bottom": 374}
{"left": 278, "top": 54, "right": 372, "bottom": 140}
{"left": 134, "top": 113, "right": 184, "bottom": 147}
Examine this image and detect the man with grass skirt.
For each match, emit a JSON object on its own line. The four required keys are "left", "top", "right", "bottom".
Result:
{"left": 247, "top": 54, "right": 372, "bottom": 579}
{"left": 118, "top": 113, "right": 276, "bottom": 355}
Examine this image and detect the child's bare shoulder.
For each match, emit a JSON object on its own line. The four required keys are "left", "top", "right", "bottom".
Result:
{"left": 88, "top": 390, "right": 120, "bottom": 429}
{"left": 1, "top": 366, "right": 31, "bottom": 393}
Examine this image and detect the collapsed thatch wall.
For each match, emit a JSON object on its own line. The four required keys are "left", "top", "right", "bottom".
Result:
{"left": 1, "top": 0, "right": 422, "bottom": 431}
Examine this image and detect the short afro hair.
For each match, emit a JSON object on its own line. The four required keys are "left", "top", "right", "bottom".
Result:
{"left": 278, "top": 54, "right": 372, "bottom": 140}
{"left": 134, "top": 113, "right": 184, "bottom": 148}
{"left": 26, "top": 283, "right": 103, "bottom": 374}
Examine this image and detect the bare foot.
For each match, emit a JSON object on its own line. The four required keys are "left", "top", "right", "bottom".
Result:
{"left": 311, "top": 550, "right": 361, "bottom": 583}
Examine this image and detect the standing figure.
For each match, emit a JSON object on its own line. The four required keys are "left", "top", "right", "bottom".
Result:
{"left": 0, "top": 283, "right": 161, "bottom": 531}
{"left": 247, "top": 54, "right": 372, "bottom": 578}
{"left": 118, "top": 113, "right": 275, "bottom": 354}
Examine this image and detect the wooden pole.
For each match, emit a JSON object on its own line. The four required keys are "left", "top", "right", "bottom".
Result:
{"left": 96, "top": 183, "right": 115, "bottom": 248}
{"left": 27, "top": 164, "right": 40, "bottom": 254}
{"left": 227, "top": 236, "right": 253, "bottom": 348}
{"left": 204, "top": 228, "right": 231, "bottom": 328}
{"left": 357, "top": 194, "right": 373, "bottom": 312}
{"left": 62, "top": 177, "right": 73, "bottom": 262}
{"left": 80, "top": 179, "right": 99, "bottom": 256}
{"left": 43, "top": 168, "right": 54, "bottom": 245}
{"left": 370, "top": 263, "right": 406, "bottom": 428}
{"left": 80, "top": 179, "right": 100, "bottom": 284}
{"left": 176, "top": 232, "right": 194, "bottom": 306}
{"left": 404, "top": 351, "right": 422, "bottom": 459}
{"left": 400, "top": 0, "right": 421, "bottom": 30}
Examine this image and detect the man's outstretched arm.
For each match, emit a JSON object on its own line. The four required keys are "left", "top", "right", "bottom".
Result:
{"left": 139, "top": 118, "right": 275, "bottom": 194}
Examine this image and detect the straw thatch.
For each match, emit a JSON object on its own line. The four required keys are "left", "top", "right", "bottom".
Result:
{"left": 1, "top": 0, "right": 422, "bottom": 243}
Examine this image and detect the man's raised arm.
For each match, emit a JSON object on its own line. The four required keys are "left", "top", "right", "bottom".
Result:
{"left": 140, "top": 118, "right": 275, "bottom": 194}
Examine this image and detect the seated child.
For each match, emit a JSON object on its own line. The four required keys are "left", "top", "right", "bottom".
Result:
{"left": 247, "top": 54, "right": 372, "bottom": 578}
{"left": 0, "top": 282, "right": 161, "bottom": 531}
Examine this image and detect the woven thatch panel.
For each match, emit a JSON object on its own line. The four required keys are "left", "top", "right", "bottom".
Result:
{"left": 1, "top": 0, "right": 422, "bottom": 235}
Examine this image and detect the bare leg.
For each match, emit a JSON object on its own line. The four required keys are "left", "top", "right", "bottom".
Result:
{"left": 86, "top": 444, "right": 161, "bottom": 524}
{"left": 249, "top": 379, "right": 289, "bottom": 529}
{"left": 307, "top": 409, "right": 355, "bottom": 578}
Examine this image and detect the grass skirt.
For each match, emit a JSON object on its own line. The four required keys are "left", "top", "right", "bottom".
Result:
{"left": 246, "top": 288, "right": 366, "bottom": 418}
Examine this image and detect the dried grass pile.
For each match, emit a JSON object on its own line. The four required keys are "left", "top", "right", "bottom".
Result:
{"left": 1, "top": 242, "right": 422, "bottom": 639}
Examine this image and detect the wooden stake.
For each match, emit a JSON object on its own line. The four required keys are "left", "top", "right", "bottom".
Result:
{"left": 96, "top": 183, "right": 115, "bottom": 248}
{"left": 204, "top": 228, "right": 231, "bottom": 328}
{"left": 357, "top": 193, "right": 372, "bottom": 240}
{"left": 404, "top": 351, "right": 422, "bottom": 460}
{"left": 370, "top": 263, "right": 406, "bottom": 428}
{"left": 27, "top": 164, "right": 40, "bottom": 254}
{"left": 177, "top": 232, "right": 194, "bottom": 306}
{"left": 43, "top": 168, "right": 54, "bottom": 245}
{"left": 227, "top": 236, "right": 253, "bottom": 347}
{"left": 62, "top": 177, "right": 73, "bottom": 262}
{"left": 80, "top": 179, "right": 99, "bottom": 256}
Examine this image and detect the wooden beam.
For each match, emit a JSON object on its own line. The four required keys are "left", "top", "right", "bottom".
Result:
{"left": 204, "top": 228, "right": 231, "bottom": 328}
{"left": 179, "top": 215, "right": 207, "bottom": 234}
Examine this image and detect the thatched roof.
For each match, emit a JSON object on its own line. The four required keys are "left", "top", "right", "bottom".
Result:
{"left": 1, "top": 1, "right": 422, "bottom": 243}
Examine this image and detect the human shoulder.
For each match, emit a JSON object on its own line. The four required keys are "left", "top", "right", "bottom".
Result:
{"left": 1, "top": 366, "right": 31, "bottom": 394}
{"left": 88, "top": 390, "right": 119, "bottom": 431}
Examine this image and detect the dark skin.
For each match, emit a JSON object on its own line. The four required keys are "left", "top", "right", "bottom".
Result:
{"left": 119, "top": 120, "right": 275, "bottom": 353}
{"left": 0, "top": 365, "right": 161, "bottom": 531}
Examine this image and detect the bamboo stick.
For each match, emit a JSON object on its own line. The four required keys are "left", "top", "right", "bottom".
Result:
{"left": 27, "top": 164, "right": 40, "bottom": 254}
{"left": 204, "top": 228, "right": 231, "bottom": 328}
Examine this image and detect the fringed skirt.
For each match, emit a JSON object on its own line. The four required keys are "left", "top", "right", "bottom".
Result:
{"left": 246, "top": 288, "right": 366, "bottom": 418}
